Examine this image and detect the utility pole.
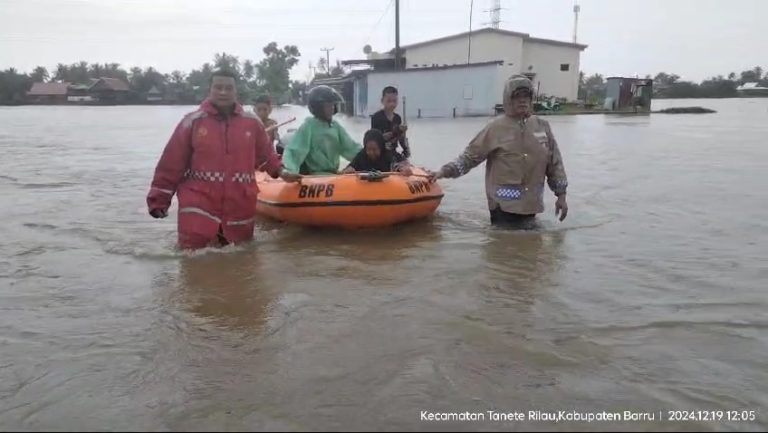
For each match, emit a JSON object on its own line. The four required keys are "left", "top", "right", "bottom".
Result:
{"left": 394, "top": 0, "right": 401, "bottom": 70}
{"left": 482, "top": 0, "right": 506, "bottom": 29}
{"left": 467, "top": 0, "right": 474, "bottom": 64}
{"left": 488, "top": 0, "right": 501, "bottom": 29}
{"left": 321, "top": 47, "right": 334, "bottom": 74}
{"left": 573, "top": 1, "right": 581, "bottom": 43}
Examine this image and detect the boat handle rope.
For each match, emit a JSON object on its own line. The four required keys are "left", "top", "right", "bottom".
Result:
{"left": 256, "top": 171, "right": 433, "bottom": 183}
{"left": 358, "top": 171, "right": 390, "bottom": 182}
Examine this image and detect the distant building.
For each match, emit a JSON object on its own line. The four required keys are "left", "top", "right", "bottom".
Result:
{"left": 26, "top": 77, "right": 132, "bottom": 104}
{"left": 146, "top": 85, "right": 164, "bottom": 103}
{"left": 736, "top": 82, "right": 768, "bottom": 97}
{"left": 26, "top": 82, "right": 71, "bottom": 104}
{"left": 340, "top": 28, "right": 587, "bottom": 117}
{"left": 604, "top": 77, "right": 653, "bottom": 112}
{"left": 67, "top": 84, "right": 95, "bottom": 103}
{"left": 364, "top": 62, "right": 501, "bottom": 118}
{"left": 88, "top": 77, "right": 131, "bottom": 104}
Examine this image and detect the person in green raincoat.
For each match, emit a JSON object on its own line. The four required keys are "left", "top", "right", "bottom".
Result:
{"left": 282, "top": 85, "right": 362, "bottom": 175}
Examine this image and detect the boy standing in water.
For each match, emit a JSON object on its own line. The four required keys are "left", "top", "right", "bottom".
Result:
{"left": 370, "top": 86, "right": 411, "bottom": 159}
{"left": 253, "top": 94, "right": 283, "bottom": 155}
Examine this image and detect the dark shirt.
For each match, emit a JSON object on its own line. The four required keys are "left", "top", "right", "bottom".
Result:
{"left": 348, "top": 149, "right": 405, "bottom": 172}
{"left": 371, "top": 110, "right": 410, "bottom": 157}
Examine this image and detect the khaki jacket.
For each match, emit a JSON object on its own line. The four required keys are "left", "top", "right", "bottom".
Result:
{"left": 440, "top": 77, "right": 568, "bottom": 215}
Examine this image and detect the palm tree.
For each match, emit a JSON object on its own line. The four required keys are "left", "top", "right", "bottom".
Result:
{"left": 129, "top": 67, "right": 143, "bottom": 90}
{"left": 90, "top": 63, "right": 104, "bottom": 79}
{"left": 317, "top": 57, "right": 328, "bottom": 74}
{"left": 171, "top": 70, "right": 185, "bottom": 84}
{"left": 31, "top": 66, "right": 49, "bottom": 82}
{"left": 754, "top": 66, "right": 764, "bottom": 80}
{"left": 243, "top": 60, "right": 255, "bottom": 81}
{"left": 214, "top": 52, "right": 241, "bottom": 76}
{"left": 72, "top": 61, "right": 90, "bottom": 83}
{"left": 54, "top": 63, "right": 69, "bottom": 81}
{"left": 105, "top": 63, "right": 127, "bottom": 81}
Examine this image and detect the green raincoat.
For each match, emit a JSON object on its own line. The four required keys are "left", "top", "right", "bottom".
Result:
{"left": 282, "top": 117, "right": 361, "bottom": 175}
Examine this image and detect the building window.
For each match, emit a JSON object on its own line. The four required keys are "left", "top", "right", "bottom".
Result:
{"left": 560, "top": 64, "right": 570, "bottom": 71}
{"left": 463, "top": 85, "right": 474, "bottom": 100}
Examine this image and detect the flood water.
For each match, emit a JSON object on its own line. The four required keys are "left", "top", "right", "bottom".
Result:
{"left": 1, "top": 98, "right": 766, "bottom": 431}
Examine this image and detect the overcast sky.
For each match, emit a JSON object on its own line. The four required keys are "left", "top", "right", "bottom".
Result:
{"left": 1, "top": 0, "right": 766, "bottom": 82}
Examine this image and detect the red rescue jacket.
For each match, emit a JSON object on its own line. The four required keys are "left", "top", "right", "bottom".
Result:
{"left": 147, "top": 99, "right": 282, "bottom": 248}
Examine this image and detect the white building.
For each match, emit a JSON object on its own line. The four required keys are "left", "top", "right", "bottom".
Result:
{"left": 340, "top": 28, "right": 587, "bottom": 118}
{"left": 736, "top": 82, "right": 768, "bottom": 97}
{"left": 349, "top": 62, "right": 500, "bottom": 118}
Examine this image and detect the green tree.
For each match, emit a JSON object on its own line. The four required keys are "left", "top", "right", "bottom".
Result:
{"left": 165, "top": 70, "right": 187, "bottom": 102}
{"left": 653, "top": 72, "right": 680, "bottom": 86}
{"left": 665, "top": 81, "right": 699, "bottom": 98}
{"left": 186, "top": 63, "right": 213, "bottom": 102}
{"left": 30, "top": 66, "right": 49, "bottom": 82}
{"left": 317, "top": 57, "right": 328, "bottom": 74}
{"left": 139, "top": 66, "right": 166, "bottom": 93}
{"left": 170, "top": 70, "right": 185, "bottom": 84}
{"left": 243, "top": 60, "right": 256, "bottom": 81}
{"left": 578, "top": 73, "right": 605, "bottom": 103}
{"left": 699, "top": 76, "right": 737, "bottom": 97}
{"left": 129, "top": 67, "right": 144, "bottom": 91}
{"left": 738, "top": 66, "right": 763, "bottom": 85}
{"left": 90, "top": 63, "right": 105, "bottom": 79}
{"left": 101, "top": 63, "right": 128, "bottom": 81}
{"left": 0, "top": 68, "right": 32, "bottom": 104}
{"left": 290, "top": 80, "right": 308, "bottom": 104}
{"left": 256, "top": 42, "right": 301, "bottom": 103}
{"left": 330, "top": 60, "right": 345, "bottom": 77}
{"left": 70, "top": 61, "right": 90, "bottom": 84}
{"left": 214, "top": 52, "right": 241, "bottom": 77}
{"left": 54, "top": 63, "right": 70, "bottom": 81}
{"left": 652, "top": 72, "right": 682, "bottom": 97}
{"left": 312, "top": 60, "right": 345, "bottom": 81}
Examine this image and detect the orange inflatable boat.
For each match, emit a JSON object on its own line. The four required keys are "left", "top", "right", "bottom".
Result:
{"left": 254, "top": 168, "right": 443, "bottom": 228}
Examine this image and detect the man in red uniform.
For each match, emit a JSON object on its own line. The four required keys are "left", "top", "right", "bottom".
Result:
{"left": 147, "top": 70, "right": 301, "bottom": 249}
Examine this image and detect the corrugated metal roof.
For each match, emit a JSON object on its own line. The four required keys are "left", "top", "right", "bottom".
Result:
{"left": 27, "top": 82, "right": 71, "bottom": 96}
{"left": 392, "top": 28, "right": 588, "bottom": 52}
{"left": 376, "top": 60, "right": 504, "bottom": 73}
{"left": 91, "top": 77, "right": 130, "bottom": 91}
{"left": 737, "top": 82, "right": 768, "bottom": 90}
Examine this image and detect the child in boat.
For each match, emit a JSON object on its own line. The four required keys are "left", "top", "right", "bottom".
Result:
{"left": 342, "top": 129, "right": 412, "bottom": 175}
{"left": 370, "top": 86, "right": 411, "bottom": 159}
{"left": 253, "top": 94, "right": 284, "bottom": 154}
{"left": 282, "top": 85, "right": 361, "bottom": 175}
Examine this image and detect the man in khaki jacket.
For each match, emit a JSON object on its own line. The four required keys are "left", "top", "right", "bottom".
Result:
{"left": 429, "top": 75, "right": 569, "bottom": 227}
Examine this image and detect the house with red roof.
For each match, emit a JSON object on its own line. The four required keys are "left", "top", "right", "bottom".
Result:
{"left": 26, "top": 82, "right": 71, "bottom": 103}
{"left": 26, "top": 77, "right": 132, "bottom": 104}
{"left": 88, "top": 77, "right": 131, "bottom": 103}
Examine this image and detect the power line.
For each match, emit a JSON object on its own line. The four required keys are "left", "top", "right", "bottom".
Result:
{"left": 363, "top": 0, "right": 396, "bottom": 47}
{"left": 320, "top": 47, "right": 334, "bottom": 72}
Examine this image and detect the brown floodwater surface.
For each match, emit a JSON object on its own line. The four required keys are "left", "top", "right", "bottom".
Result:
{"left": 0, "top": 99, "right": 766, "bottom": 431}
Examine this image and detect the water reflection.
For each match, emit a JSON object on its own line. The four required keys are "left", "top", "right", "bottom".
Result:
{"left": 483, "top": 229, "right": 564, "bottom": 283}
{"left": 477, "top": 229, "right": 566, "bottom": 317}
{"left": 177, "top": 248, "right": 275, "bottom": 331}
{"left": 274, "top": 220, "right": 443, "bottom": 265}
